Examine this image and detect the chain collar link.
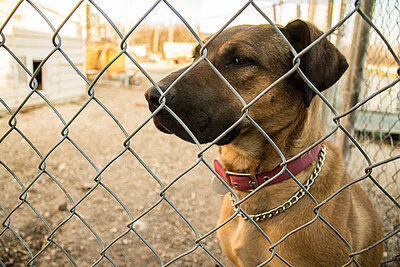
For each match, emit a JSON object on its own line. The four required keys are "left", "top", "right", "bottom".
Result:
{"left": 229, "top": 145, "right": 327, "bottom": 222}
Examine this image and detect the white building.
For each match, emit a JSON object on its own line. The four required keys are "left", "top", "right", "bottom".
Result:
{"left": 0, "top": 0, "right": 86, "bottom": 111}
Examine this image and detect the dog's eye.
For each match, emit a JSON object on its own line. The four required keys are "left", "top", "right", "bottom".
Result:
{"left": 235, "top": 57, "right": 250, "bottom": 65}
{"left": 228, "top": 57, "right": 254, "bottom": 67}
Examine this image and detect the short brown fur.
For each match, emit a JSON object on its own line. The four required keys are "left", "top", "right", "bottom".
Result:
{"left": 145, "top": 20, "right": 383, "bottom": 266}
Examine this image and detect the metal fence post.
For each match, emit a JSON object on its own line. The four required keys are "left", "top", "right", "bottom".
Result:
{"left": 336, "top": 0, "right": 376, "bottom": 159}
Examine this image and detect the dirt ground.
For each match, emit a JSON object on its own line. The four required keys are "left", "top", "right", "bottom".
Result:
{"left": 1, "top": 78, "right": 399, "bottom": 266}
{"left": 0, "top": 82, "right": 233, "bottom": 266}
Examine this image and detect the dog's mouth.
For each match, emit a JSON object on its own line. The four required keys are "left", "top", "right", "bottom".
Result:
{"left": 153, "top": 116, "right": 173, "bottom": 134}
{"left": 215, "top": 127, "right": 242, "bottom": 145}
{"left": 151, "top": 110, "right": 241, "bottom": 145}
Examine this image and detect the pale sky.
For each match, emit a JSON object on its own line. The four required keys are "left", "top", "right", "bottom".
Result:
{"left": 1, "top": 0, "right": 398, "bottom": 42}
{"left": 91, "top": 0, "right": 400, "bottom": 44}
{"left": 3, "top": 0, "right": 304, "bottom": 36}
{"left": 94, "top": 0, "right": 309, "bottom": 33}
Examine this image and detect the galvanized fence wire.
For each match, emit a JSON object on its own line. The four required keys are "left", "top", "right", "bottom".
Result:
{"left": 0, "top": 0, "right": 399, "bottom": 266}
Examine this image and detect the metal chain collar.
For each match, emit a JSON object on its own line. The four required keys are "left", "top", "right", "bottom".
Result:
{"left": 229, "top": 145, "right": 327, "bottom": 222}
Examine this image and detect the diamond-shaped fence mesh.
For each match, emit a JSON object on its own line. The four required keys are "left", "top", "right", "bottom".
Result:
{"left": 0, "top": 0, "right": 399, "bottom": 266}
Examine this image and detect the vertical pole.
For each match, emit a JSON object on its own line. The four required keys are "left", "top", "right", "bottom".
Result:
{"left": 152, "top": 24, "right": 160, "bottom": 53}
{"left": 168, "top": 23, "right": 174, "bottom": 43}
{"left": 322, "top": 0, "right": 347, "bottom": 134}
{"left": 327, "top": 0, "right": 334, "bottom": 32}
{"left": 124, "top": 0, "right": 129, "bottom": 36}
{"left": 308, "top": 0, "right": 316, "bottom": 22}
{"left": 86, "top": 3, "right": 90, "bottom": 41}
{"left": 277, "top": 0, "right": 283, "bottom": 24}
{"left": 335, "top": 0, "right": 347, "bottom": 48}
{"left": 336, "top": 0, "right": 376, "bottom": 159}
{"left": 297, "top": 3, "right": 301, "bottom": 19}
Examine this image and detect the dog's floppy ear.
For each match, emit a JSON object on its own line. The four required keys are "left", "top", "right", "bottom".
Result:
{"left": 283, "top": 19, "right": 348, "bottom": 107}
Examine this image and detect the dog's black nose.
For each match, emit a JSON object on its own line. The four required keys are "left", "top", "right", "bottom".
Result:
{"left": 144, "top": 85, "right": 160, "bottom": 108}
{"left": 145, "top": 85, "right": 173, "bottom": 111}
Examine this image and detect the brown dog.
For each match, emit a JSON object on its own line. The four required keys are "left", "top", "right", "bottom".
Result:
{"left": 145, "top": 19, "right": 383, "bottom": 266}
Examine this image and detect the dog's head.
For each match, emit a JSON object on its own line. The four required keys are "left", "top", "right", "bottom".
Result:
{"left": 145, "top": 20, "right": 348, "bottom": 145}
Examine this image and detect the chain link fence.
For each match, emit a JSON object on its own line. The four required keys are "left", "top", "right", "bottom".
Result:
{"left": 1, "top": 0, "right": 399, "bottom": 266}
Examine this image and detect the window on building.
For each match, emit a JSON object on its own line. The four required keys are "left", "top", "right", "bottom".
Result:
{"left": 32, "top": 60, "right": 43, "bottom": 90}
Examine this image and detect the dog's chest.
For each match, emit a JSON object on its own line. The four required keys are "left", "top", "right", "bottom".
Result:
{"left": 228, "top": 220, "right": 273, "bottom": 265}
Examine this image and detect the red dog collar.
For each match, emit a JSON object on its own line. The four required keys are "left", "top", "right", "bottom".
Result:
{"left": 213, "top": 145, "right": 321, "bottom": 191}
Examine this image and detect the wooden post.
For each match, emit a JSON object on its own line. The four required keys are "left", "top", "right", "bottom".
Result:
{"left": 168, "top": 23, "right": 174, "bottom": 43}
{"left": 297, "top": 3, "right": 301, "bottom": 18}
{"left": 322, "top": 0, "right": 347, "bottom": 135}
{"left": 152, "top": 24, "right": 160, "bottom": 53}
{"left": 327, "top": 0, "right": 334, "bottom": 32}
{"left": 308, "top": 0, "right": 317, "bottom": 22}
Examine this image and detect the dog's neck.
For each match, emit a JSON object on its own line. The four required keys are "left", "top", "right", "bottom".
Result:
{"left": 218, "top": 99, "right": 323, "bottom": 175}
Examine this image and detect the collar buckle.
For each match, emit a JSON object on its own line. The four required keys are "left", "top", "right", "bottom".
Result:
{"left": 249, "top": 175, "right": 258, "bottom": 188}
{"left": 225, "top": 170, "right": 259, "bottom": 189}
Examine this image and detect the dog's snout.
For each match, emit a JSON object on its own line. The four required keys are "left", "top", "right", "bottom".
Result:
{"left": 145, "top": 85, "right": 161, "bottom": 108}
{"left": 145, "top": 85, "right": 174, "bottom": 111}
